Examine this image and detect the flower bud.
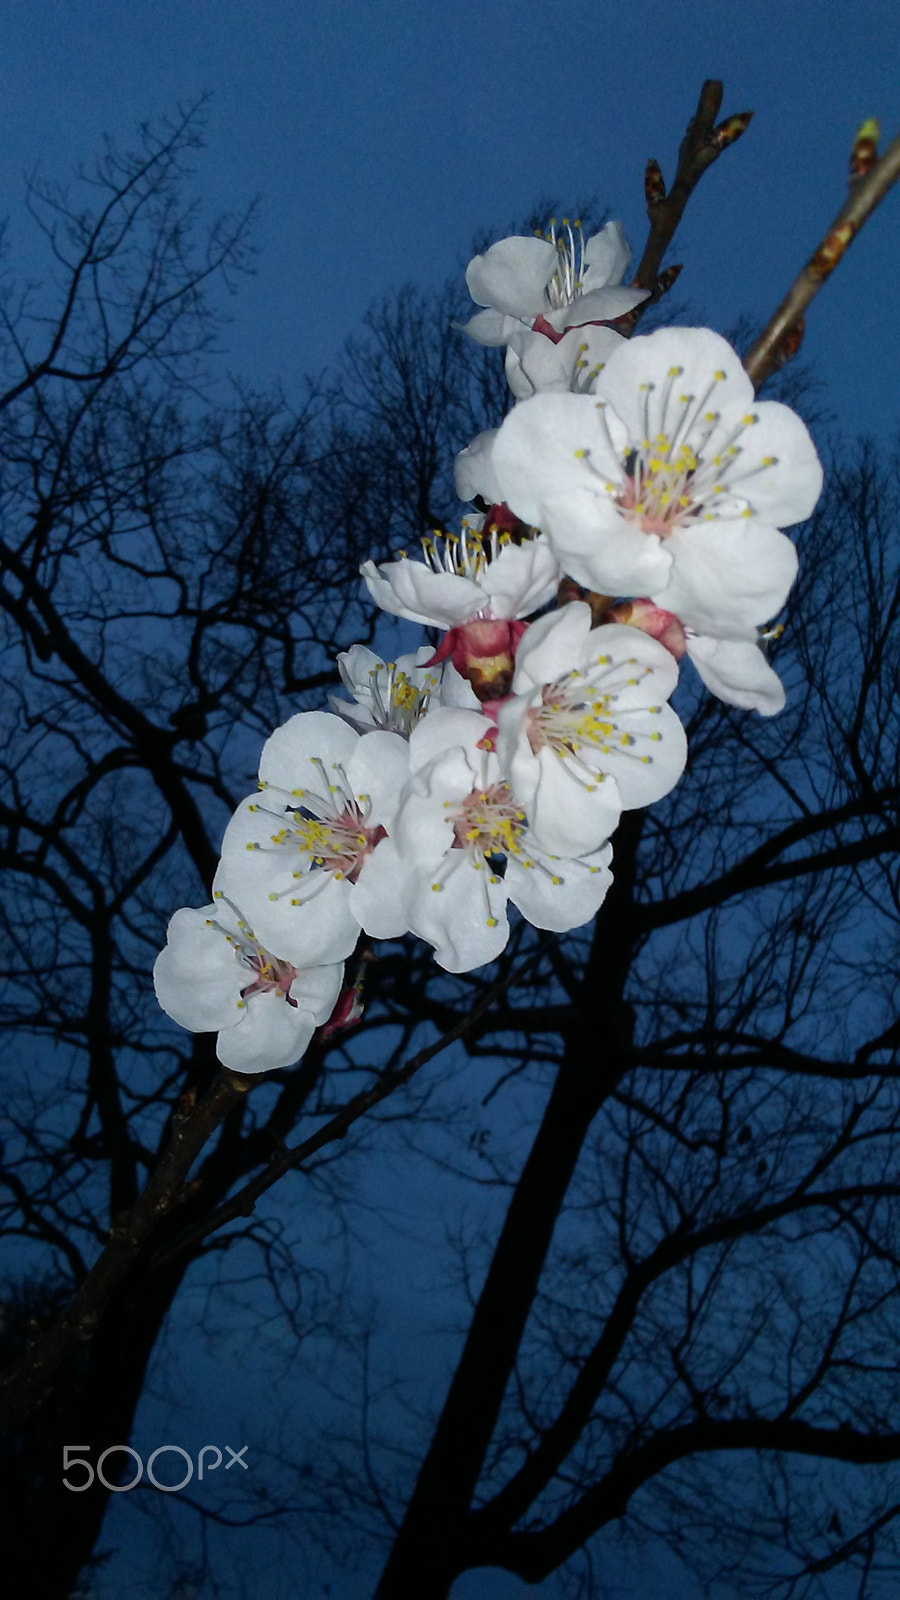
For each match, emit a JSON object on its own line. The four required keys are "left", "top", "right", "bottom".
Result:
{"left": 605, "top": 598, "right": 688, "bottom": 660}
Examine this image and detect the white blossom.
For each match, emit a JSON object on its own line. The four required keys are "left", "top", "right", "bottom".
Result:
{"left": 361, "top": 518, "right": 560, "bottom": 631}
{"left": 490, "top": 326, "right": 823, "bottom": 636}
{"left": 329, "top": 645, "right": 442, "bottom": 735}
{"left": 496, "top": 603, "right": 687, "bottom": 856}
{"left": 214, "top": 711, "right": 411, "bottom": 966}
{"left": 460, "top": 219, "right": 647, "bottom": 348}
{"left": 393, "top": 708, "right": 613, "bottom": 972}
{"left": 153, "top": 901, "right": 344, "bottom": 1074}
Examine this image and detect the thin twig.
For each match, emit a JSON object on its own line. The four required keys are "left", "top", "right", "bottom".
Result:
{"left": 623, "top": 80, "right": 752, "bottom": 332}
{"left": 744, "top": 128, "right": 900, "bottom": 389}
{"left": 148, "top": 941, "right": 551, "bottom": 1275}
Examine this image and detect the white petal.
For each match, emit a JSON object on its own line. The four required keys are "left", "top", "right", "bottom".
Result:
{"left": 510, "top": 739, "right": 622, "bottom": 858}
{"left": 511, "top": 601, "right": 593, "bottom": 692}
{"left": 407, "top": 710, "right": 490, "bottom": 777}
{"left": 593, "top": 326, "right": 754, "bottom": 442}
{"left": 216, "top": 989, "right": 316, "bottom": 1074}
{"left": 457, "top": 307, "right": 517, "bottom": 346}
{"left": 259, "top": 711, "right": 358, "bottom": 791}
{"left": 465, "top": 236, "right": 557, "bottom": 317}
{"left": 479, "top": 538, "right": 561, "bottom": 619}
{"left": 546, "top": 502, "right": 673, "bottom": 597}
{"left": 454, "top": 430, "right": 503, "bottom": 504}
{"left": 240, "top": 874, "right": 361, "bottom": 968}
{"left": 361, "top": 559, "right": 484, "bottom": 629}
{"left": 350, "top": 838, "right": 415, "bottom": 938}
{"left": 553, "top": 284, "right": 649, "bottom": 330}
{"left": 654, "top": 519, "right": 799, "bottom": 634}
{"left": 686, "top": 634, "right": 786, "bottom": 715}
{"left": 407, "top": 853, "right": 509, "bottom": 973}
{"left": 590, "top": 701, "right": 687, "bottom": 810}
{"left": 505, "top": 843, "right": 613, "bottom": 933}
{"left": 724, "top": 400, "right": 823, "bottom": 527}
{"left": 287, "top": 962, "right": 346, "bottom": 1021}
{"left": 492, "top": 391, "right": 623, "bottom": 525}
{"left": 153, "top": 906, "right": 246, "bottom": 1032}
{"left": 582, "top": 222, "right": 632, "bottom": 288}
{"left": 347, "top": 730, "right": 410, "bottom": 829}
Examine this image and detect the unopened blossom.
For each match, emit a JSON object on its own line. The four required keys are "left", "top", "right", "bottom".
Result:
{"left": 609, "top": 598, "right": 786, "bottom": 715}
{"left": 393, "top": 708, "right": 613, "bottom": 973}
{"left": 153, "top": 900, "right": 344, "bottom": 1074}
{"left": 491, "top": 326, "right": 823, "bottom": 636}
{"left": 496, "top": 603, "right": 687, "bottom": 857}
{"left": 214, "top": 711, "right": 411, "bottom": 967}
{"left": 460, "top": 219, "right": 647, "bottom": 349}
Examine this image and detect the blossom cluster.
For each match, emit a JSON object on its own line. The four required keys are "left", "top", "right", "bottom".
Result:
{"left": 154, "top": 214, "right": 822, "bottom": 1074}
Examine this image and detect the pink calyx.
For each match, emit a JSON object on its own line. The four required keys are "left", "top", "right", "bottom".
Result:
{"left": 426, "top": 618, "right": 529, "bottom": 703}
{"left": 321, "top": 983, "right": 365, "bottom": 1039}
{"left": 606, "top": 599, "right": 687, "bottom": 660}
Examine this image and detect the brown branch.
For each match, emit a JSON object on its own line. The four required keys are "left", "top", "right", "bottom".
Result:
{"left": 148, "top": 949, "right": 544, "bottom": 1275}
{"left": 0, "top": 1070, "right": 246, "bottom": 1431}
{"left": 744, "top": 126, "right": 900, "bottom": 389}
{"left": 625, "top": 80, "right": 752, "bottom": 325}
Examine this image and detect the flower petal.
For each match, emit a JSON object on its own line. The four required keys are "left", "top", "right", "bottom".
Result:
{"left": 216, "top": 988, "right": 317, "bottom": 1074}
{"left": 465, "top": 235, "right": 557, "bottom": 317}
{"left": 153, "top": 906, "right": 246, "bottom": 1032}
{"left": 654, "top": 519, "right": 799, "bottom": 634}
{"left": 407, "top": 852, "right": 509, "bottom": 973}
{"left": 505, "top": 843, "right": 613, "bottom": 933}
{"left": 686, "top": 633, "right": 786, "bottom": 714}
{"left": 361, "top": 559, "right": 484, "bottom": 629}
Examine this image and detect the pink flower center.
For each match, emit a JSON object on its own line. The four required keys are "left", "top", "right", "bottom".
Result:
{"left": 450, "top": 782, "right": 527, "bottom": 862}
{"left": 240, "top": 951, "right": 300, "bottom": 1006}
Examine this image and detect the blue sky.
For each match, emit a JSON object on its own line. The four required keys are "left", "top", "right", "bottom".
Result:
{"left": 4, "top": 0, "right": 899, "bottom": 433}
{"left": 4, "top": 4, "right": 898, "bottom": 1596}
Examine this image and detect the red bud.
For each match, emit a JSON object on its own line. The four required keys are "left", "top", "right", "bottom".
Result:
{"left": 712, "top": 111, "right": 753, "bottom": 151}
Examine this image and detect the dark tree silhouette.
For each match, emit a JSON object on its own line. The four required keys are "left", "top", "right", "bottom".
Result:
{"left": 1, "top": 85, "right": 899, "bottom": 1600}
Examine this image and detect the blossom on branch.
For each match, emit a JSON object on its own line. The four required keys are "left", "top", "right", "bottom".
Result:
{"left": 214, "top": 711, "right": 411, "bottom": 965}
{"left": 490, "top": 326, "right": 823, "bottom": 636}
{"left": 153, "top": 901, "right": 344, "bottom": 1074}
{"left": 328, "top": 645, "right": 441, "bottom": 735}
{"left": 460, "top": 218, "right": 648, "bottom": 347}
{"left": 496, "top": 603, "right": 687, "bottom": 857}
{"left": 361, "top": 519, "right": 559, "bottom": 630}
{"left": 392, "top": 708, "right": 614, "bottom": 972}
{"left": 361, "top": 519, "right": 561, "bottom": 701}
